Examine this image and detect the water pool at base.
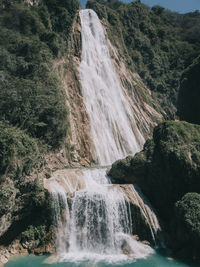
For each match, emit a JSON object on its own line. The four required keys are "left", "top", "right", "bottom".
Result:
{"left": 5, "top": 252, "right": 197, "bottom": 267}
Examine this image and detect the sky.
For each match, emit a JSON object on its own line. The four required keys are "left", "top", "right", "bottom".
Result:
{"left": 133, "top": 0, "right": 200, "bottom": 14}
{"left": 79, "top": 0, "right": 200, "bottom": 14}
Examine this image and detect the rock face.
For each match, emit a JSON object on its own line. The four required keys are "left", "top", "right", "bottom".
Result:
{"left": 109, "top": 121, "right": 200, "bottom": 219}
{"left": 59, "top": 13, "right": 96, "bottom": 167}
{"left": 109, "top": 120, "right": 200, "bottom": 260}
{"left": 119, "top": 184, "right": 162, "bottom": 245}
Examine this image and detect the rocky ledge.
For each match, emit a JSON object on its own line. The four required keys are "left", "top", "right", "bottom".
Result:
{"left": 109, "top": 121, "right": 200, "bottom": 261}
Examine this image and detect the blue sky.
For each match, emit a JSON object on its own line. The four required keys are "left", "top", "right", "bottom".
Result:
{"left": 134, "top": 0, "right": 200, "bottom": 14}
{"left": 79, "top": 0, "right": 200, "bottom": 13}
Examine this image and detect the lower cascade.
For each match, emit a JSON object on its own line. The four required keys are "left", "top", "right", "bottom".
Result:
{"left": 45, "top": 8, "right": 161, "bottom": 264}
{"left": 45, "top": 168, "right": 159, "bottom": 263}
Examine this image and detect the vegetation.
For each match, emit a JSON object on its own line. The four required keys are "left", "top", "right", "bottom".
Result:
{"left": 172, "top": 193, "right": 200, "bottom": 259}
{"left": 0, "top": 0, "right": 79, "bottom": 251}
{"left": 175, "top": 193, "right": 200, "bottom": 240}
{"left": 87, "top": 0, "right": 200, "bottom": 117}
{"left": 0, "top": 0, "right": 80, "bottom": 149}
{"left": 109, "top": 121, "right": 200, "bottom": 218}
{"left": 109, "top": 121, "right": 200, "bottom": 259}
{"left": 0, "top": 121, "right": 44, "bottom": 177}
{"left": 21, "top": 225, "right": 47, "bottom": 247}
{"left": 178, "top": 56, "right": 200, "bottom": 124}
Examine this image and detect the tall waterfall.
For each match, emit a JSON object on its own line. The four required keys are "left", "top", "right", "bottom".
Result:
{"left": 79, "top": 9, "right": 144, "bottom": 165}
{"left": 46, "top": 9, "right": 158, "bottom": 264}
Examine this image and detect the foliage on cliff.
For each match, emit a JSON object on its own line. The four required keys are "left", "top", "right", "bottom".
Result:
{"left": 0, "top": 121, "right": 44, "bottom": 177}
{"left": 178, "top": 56, "right": 200, "bottom": 125}
{"left": 109, "top": 120, "right": 200, "bottom": 259}
{"left": 109, "top": 121, "right": 200, "bottom": 219}
{"left": 0, "top": 0, "right": 79, "bottom": 149}
{"left": 0, "top": 0, "right": 79, "bottom": 251}
{"left": 87, "top": 0, "right": 200, "bottom": 117}
{"left": 172, "top": 193, "right": 200, "bottom": 259}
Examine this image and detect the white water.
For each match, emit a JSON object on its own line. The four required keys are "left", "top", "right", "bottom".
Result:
{"left": 47, "top": 9, "right": 156, "bottom": 264}
{"left": 123, "top": 184, "right": 161, "bottom": 246}
{"left": 79, "top": 9, "right": 145, "bottom": 165}
{"left": 46, "top": 169, "right": 154, "bottom": 263}
{"left": 49, "top": 182, "right": 70, "bottom": 254}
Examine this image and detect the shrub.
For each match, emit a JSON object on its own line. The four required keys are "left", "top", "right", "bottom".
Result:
{"left": 0, "top": 120, "right": 44, "bottom": 176}
{"left": 177, "top": 56, "right": 200, "bottom": 124}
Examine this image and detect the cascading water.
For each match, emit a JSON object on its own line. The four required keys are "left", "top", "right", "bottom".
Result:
{"left": 79, "top": 9, "right": 145, "bottom": 165}
{"left": 46, "top": 9, "right": 158, "bottom": 264}
{"left": 46, "top": 169, "right": 154, "bottom": 263}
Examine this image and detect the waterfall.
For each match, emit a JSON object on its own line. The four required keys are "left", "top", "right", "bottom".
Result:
{"left": 45, "top": 169, "right": 154, "bottom": 263}
{"left": 46, "top": 9, "right": 159, "bottom": 264}
{"left": 79, "top": 9, "right": 145, "bottom": 165}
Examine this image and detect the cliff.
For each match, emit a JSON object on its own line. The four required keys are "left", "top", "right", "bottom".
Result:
{"left": 109, "top": 121, "right": 200, "bottom": 260}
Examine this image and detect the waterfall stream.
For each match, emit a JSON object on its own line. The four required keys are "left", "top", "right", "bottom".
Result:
{"left": 45, "top": 169, "right": 155, "bottom": 263}
{"left": 46, "top": 9, "right": 160, "bottom": 264}
{"left": 79, "top": 9, "right": 145, "bottom": 165}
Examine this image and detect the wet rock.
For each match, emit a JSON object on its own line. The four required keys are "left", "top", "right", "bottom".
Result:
{"left": 121, "top": 239, "right": 132, "bottom": 255}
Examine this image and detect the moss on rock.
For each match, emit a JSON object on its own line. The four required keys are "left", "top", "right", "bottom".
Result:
{"left": 171, "top": 193, "right": 200, "bottom": 260}
{"left": 109, "top": 121, "right": 200, "bottom": 260}
{"left": 109, "top": 121, "right": 200, "bottom": 220}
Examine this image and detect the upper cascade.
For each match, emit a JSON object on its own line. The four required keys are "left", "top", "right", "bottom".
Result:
{"left": 79, "top": 9, "right": 145, "bottom": 165}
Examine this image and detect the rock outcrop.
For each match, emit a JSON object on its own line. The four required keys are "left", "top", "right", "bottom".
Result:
{"left": 109, "top": 120, "right": 200, "bottom": 260}
{"left": 119, "top": 184, "right": 162, "bottom": 245}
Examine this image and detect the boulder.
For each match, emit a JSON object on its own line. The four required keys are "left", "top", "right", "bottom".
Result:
{"left": 109, "top": 120, "right": 200, "bottom": 260}
{"left": 109, "top": 121, "right": 200, "bottom": 220}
